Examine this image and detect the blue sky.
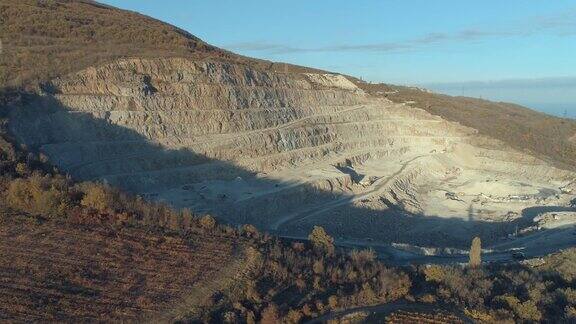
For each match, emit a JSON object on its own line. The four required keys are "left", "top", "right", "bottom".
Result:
{"left": 101, "top": 0, "right": 576, "bottom": 117}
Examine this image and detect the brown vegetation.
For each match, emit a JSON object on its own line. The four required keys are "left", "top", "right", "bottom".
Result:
{"left": 469, "top": 237, "right": 482, "bottom": 267}
{"left": 0, "top": 0, "right": 323, "bottom": 90}
{"left": 1, "top": 1, "right": 576, "bottom": 322}
{"left": 6, "top": 173, "right": 72, "bottom": 218}
{"left": 77, "top": 182, "right": 119, "bottom": 213}
{"left": 0, "top": 0, "right": 214, "bottom": 88}
{"left": 536, "top": 248, "right": 576, "bottom": 282}
{"left": 0, "top": 208, "right": 238, "bottom": 322}
{"left": 308, "top": 225, "right": 335, "bottom": 255}
{"left": 383, "top": 309, "right": 464, "bottom": 324}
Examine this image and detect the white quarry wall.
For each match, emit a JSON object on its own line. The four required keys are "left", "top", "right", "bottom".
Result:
{"left": 8, "top": 57, "right": 575, "bottom": 248}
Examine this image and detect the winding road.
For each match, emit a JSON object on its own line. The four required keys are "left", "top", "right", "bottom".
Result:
{"left": 305, "top": 300, "right": 473, "bottom": 324}
{"left": 270, "top": 154, "right": 426, "bottom": 230}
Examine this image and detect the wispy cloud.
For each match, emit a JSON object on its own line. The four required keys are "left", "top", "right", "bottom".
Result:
{"left": 422, "top": 77, "right": 576, "bottom": 90}
{"left": 227, "top": 42, "right": 302, "bottom": 53}
{"left": 534, "top": 8, "right": 576, "bottom": 33}
{"left": 224, "top": 7, "right": 576, "bottom": 54}
{"left": 227, "top": 41, "right": 408, "bottom": 54}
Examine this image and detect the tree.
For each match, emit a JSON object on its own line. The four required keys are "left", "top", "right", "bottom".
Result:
{"left": 79, "top": 182, "right": 116, "bottom": 212}
{"left": 308, "top": 226, "right": 335, "bottom": 255}
{"left": 246, "top": 311, "right": 256, "bottom": 324}
{"left": 350, "top": 248, "right": 376, "bottom": 268}
{"left": 260, "top": 303, "right": 280, "bottom": 324}
{"left": 6, "top": 174, "right": 71, "bottom": 218}
{"left": 469, "top": 237, "right": 482, "bottom": 267}
{"left": 285, "top": 309, "right": 303, "bottom": 324}
{"left": 328, "top": 295, "right": 339, "bottom": 309}
{"left": 199, "top": 214, "right": 216, "bottom": 229}
{"left": 241, "top": 224, "right": 260, "bottom": 239}
{"left": 313, "top": 259, "right": 325, "bottom": 275}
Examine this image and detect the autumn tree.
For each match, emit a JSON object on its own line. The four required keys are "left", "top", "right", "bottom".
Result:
{"left": 6, "top": 174, "right": 71, "bottom": 218}
{"left": 260, "top": 303, "right": 280, "bottom": 324}
{"left": 469, "top": 236, "right": 482, "bottom": 267}
{"left": 284, "top": 309, "right": 303, "bottom": 324}
{"left": 78, "top": 182, "right": 117, "bottom": 212}
{"left": 199, "top": 214, "right": 216, "bottom": 229}
{"left": 308, "top": 226, "right": 335, "bottom": 255}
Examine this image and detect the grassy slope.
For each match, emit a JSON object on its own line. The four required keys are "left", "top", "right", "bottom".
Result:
{"left": 0, "top": 0, "right": 323, "bottom": 90}
{"left": 354, "top": 82, "right": 576, "bottom": 171}
{"left": 0, "top": 0, "right": 220, "bottom": 88}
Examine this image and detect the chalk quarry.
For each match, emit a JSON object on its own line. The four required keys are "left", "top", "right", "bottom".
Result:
{"left": 9, "top": 57, "right": 576, "bottom": 248}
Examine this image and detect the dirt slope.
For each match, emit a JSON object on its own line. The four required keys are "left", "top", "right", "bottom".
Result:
{"left": 0, "top": 209, "right": 242, "bottom": 322}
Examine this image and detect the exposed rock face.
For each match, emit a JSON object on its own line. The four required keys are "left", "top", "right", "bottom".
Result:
{"left": 9, "top": 58, "right": 576, "bottom": 247}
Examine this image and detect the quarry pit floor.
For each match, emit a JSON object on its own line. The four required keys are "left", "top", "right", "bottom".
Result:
{"left": 154, "top": 144, "right": 575, "bottom": 258}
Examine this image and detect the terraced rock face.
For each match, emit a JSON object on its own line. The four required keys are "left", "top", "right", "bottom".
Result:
{"left": 8, "top": 58, "right": 576, "bottom": 248}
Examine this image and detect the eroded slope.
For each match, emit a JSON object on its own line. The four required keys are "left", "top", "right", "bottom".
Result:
{"left": 8, "top": 57, "right": 575, "bottom": 248}
{"left": 356, "top": 82, "right": 576, "bottom": 170}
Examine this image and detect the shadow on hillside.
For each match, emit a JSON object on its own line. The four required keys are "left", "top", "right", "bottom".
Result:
{"left": 7, "top": 92, "right": 575, "bottom": 250}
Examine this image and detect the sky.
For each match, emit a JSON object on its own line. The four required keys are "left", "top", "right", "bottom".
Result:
{"left": 101, "top": 0, "right": 576, "bottom": 117}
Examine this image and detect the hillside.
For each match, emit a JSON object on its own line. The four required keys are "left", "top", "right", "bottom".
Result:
{"left": 1, "top": 0, "right": 576, "bottom": 322}
{"left": 0, "top": 208, "right": 243, "bottom": 322}
{"left": 355, "top": 82, "right": 576, "bottom": 171}
{"left": 0, "top": 0, "right": 320, "bottom": 89}
{"left": 2, "top": 0, "right": 575, "bottom": 174}
{"left": 3, "top": 0, "right": 575, "bottom": 249}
